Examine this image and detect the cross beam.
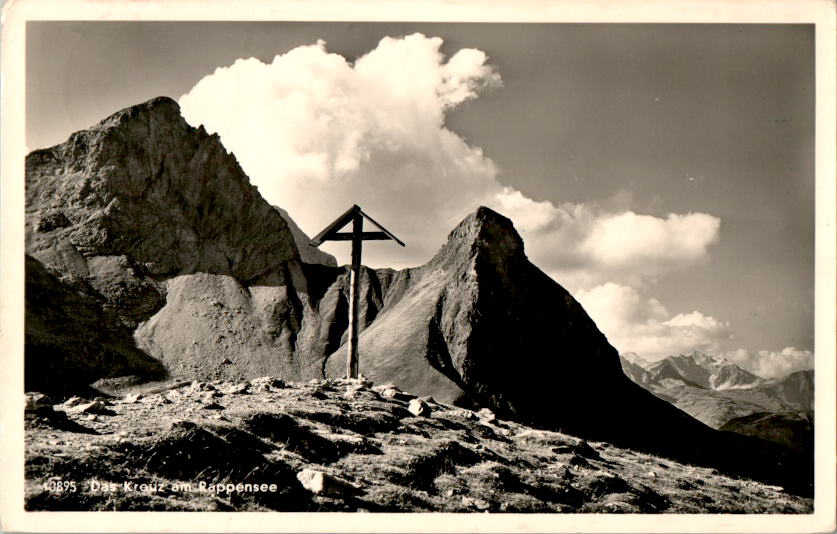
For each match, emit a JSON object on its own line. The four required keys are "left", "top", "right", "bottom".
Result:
{"left": 310, "top": 205, "right": 405, "bottom": 378}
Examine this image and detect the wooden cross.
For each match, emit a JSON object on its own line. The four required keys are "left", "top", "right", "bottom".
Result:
{"left": 310, "top": 205, "right": 405, "bottom": 379}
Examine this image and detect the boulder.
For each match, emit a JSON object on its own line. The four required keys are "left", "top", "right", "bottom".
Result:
{"left": 250, "top": 377, "right": 285, "bottom": 392}
{"left": 407, "top": 398, "right": 432, "bottom": 417}
{"left": 61, "top": 396, "right": 85, "bottom": 408}
{"left": 25, "top": 393, "right": 53, "bottom": 413}
{"left": 477, "top": 408, "right": 497, "bottom": 423}
{"left": 296, "top": 469, "right": 354, "bottom": 497}
{"left": 223, "top": 382, "right": 251, "bottom": 395}
{"left": 67, "top": 400, "right": 113, "bottom": 415}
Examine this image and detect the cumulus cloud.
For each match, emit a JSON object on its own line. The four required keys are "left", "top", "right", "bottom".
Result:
{"left": 575, "top": 282, "right": 733, "bottom": 358}
{"left": 178, "top": 34, "right": 742, "bottom": 364}
{"left": 523, "top": 201, "right": 720, "bottom": 290}
{"left": 724, "top": 347, "right": 815, "bottom": 379}
{"left": 179, "top": 34, "right": 720, "bottom": 282}
{"left": 180, "top": 35, "right": 503, "bottom": 266}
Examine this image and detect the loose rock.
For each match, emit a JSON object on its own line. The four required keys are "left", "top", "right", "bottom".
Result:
{"left": 251, "top": 376, "right": 285, "bottom": 392}
{"left": 373, "top": 384, "right": 415, "bottom": 401}
{"left": 25, "top": 393, "right": 53, "bottom": 413}
{"left": 296, "top": 469, "right": 354, "bottom": 496}
{"left": 224, "top": 382, "right": 250, "bottom": 395}
{"left": 67, "top": 400, "right": 113, "bottom": 415}
{"left": 407, "top": 398, "right": 432, "bottom": 417}
{"left": 454, "top": 409, "right": 478, "bottom": 421}
{"left": 477, "top": 408, "right": 496, "bottom": 423}
{"left": 122, "top": 393, "right": 142, "bottom": 404}
{"left": 61, "top": 396, "right": 86, "bottom": 408}
{"left": 461, "top": 496, "right": 491, "bottom": 510}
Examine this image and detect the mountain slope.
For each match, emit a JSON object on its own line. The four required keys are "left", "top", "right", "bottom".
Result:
{"left": 26, "top": 97, "right": 300, "bottom": 285}
{"left": 24, "top": 379, "right": 813, "bottom": 513}
{"left": 720, "top": 411, "right": 814, "bottom": 454}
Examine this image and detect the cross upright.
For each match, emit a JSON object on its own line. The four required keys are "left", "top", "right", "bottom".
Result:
{"left": 310, "top": 205, "right": 405, "bottom": 379}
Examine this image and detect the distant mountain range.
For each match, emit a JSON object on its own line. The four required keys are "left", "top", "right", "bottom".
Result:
{"left": 620, "top": 351, "right": 814, "bottom": 433}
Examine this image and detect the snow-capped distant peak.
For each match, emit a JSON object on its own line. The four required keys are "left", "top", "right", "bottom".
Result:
{"left": 666, "top": 351, "right": 763, "bottom": 390}
{"left": 621, "top": 352, "right": 652, "bottom": 369}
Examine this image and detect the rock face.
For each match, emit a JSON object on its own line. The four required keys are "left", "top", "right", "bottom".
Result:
{"left": 620, "top": 353, "right": 814, "bottom": 428}
{"left": 25, "top": 254, "right": 166, "bottom": 394}
{"left": 26, "top": 97, "right": 333, "bottom": 388}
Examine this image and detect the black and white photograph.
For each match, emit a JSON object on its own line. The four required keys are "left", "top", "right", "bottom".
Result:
{"left": 1, "top": 1, "right": 835, "bottom": 532}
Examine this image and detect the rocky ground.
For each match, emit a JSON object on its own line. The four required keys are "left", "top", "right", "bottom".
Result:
{"left": 24, "top": 378, "right": 812, "bottom": 513}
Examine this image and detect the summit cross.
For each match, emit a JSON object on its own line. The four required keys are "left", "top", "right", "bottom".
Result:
{"left": 310, "top": 205, "right": 405, "bottom": 379}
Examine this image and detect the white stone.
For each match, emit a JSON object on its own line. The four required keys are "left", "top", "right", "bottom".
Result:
{"left": 296, "top": 469, "right": 352, "bottom": 496}
{"left": 477, "top": 408, "right": 496, "bottom": 423}
{"left": 408, "top": 398, "right": 432, "bottom": 417}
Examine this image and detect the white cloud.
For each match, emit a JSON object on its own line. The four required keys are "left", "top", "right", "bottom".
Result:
{"left": 724, "top": 347, "right": 814, "bottom": 379}
{"left": 574, "top": 283, "right": 814, "bottom": 377}
{"left": 176, "top": 34, "right": 753, "bottom": 362}
{"left": 575, "top": 282, "right": 733, "bottom": 359}
{"left": 581, "top": 212, "right": 720, "bottom": 267}
{"left": 180, "top": 35, "right": 503, "bottom": 266}
{"left": 179, "top": 34, "right": 721, "bottom": 283}
{"left": 528, "top": 203, "right": 720, "bottom": 291}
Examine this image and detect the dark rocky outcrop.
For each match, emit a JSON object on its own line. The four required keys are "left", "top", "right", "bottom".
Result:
{"left": 720, "top": 411, "right": 814, "bottom": 454}
{"left": 25, "top": 254, "right": 166, "bottom": 395}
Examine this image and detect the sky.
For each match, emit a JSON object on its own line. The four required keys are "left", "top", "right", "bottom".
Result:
{"left": 26, "top": 22, "right": 815, "bottom": 378}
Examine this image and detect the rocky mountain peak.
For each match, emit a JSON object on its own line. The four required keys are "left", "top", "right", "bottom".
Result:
{"left": 665, "top": 351, "right": 763, "bottom": 390}
{"left": 27, "top": 97, "right": 191, "bottom": 178}
{"left": 621, "top": 352, "right": 651, "bottom": 369}
{"left": 92, "top": 96, "right": 183, "bottom": 133}
{"left": 26, "top": 95, "right": 299, "bottom": 282}
{"left": 429, "top": 206, "right": 525, "bottom": 272}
